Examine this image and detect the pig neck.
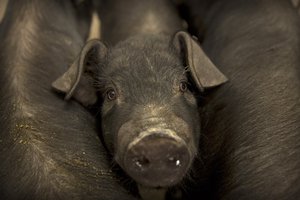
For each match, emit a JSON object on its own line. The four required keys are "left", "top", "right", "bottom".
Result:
{"left": 99, "top": 0, "right": 183, "bottom": 45}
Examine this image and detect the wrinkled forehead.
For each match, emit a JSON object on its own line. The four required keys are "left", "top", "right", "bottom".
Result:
{"left": 102, "top": 35, "right": 185, "bottom": 83}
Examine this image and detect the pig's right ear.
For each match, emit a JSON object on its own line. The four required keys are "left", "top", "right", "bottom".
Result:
{"left": 52, "top": 39, "right": 107, "bottom": 106}
{"left": 172, "top": 31, "right": 228, "bottom": 92}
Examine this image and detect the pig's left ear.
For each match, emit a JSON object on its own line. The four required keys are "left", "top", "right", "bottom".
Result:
{"left": 52, "top": 39, "right": 107, "bottom": 106}
{"left": 172, "top": 31, "right": 228, "bottom": 92}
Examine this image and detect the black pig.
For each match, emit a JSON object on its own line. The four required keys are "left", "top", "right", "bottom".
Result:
{"left": 184, "top": 0, "right": 300, "bottom": 199}
{"left": 0, "top": 0, "right": 137, "bottom": 199}
{"left": 52, "top": 0, "right": 227, "bottom": 199}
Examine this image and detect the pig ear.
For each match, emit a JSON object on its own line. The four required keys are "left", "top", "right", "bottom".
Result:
{"left": 173, "top": 31, "right": 228, "bottom": 92}
{"left": 52, "top": 39, "right": 107, "bottom": 106}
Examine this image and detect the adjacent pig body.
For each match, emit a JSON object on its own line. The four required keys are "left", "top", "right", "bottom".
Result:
{"left": 185, "top": 0, "right": 300, "bottom": 199}
{"left": 0, "top": 0, "right": 8, "bottom": 24}
{"left": 53, "top": 0, "right": 227, "bottom": 198}
{"left": 0, "top": 0, "right": 137, "bottom": 199}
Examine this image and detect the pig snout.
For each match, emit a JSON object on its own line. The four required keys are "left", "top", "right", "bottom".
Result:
{"left": 112, "top": 106, "right": 199, "bottom": 188}
{"left": 123, "top": 130, "right": 191, "bottom": 187}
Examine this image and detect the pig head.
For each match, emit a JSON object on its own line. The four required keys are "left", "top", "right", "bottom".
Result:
{"left": 52, "top": 31, "right": 227, "bottom": 188}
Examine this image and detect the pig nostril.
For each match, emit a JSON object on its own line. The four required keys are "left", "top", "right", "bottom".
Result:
{"left": 134, "top": 156, "right": 150, "bottom": 169}
{"left": 168, "top": 157, "right": 181, "bottom": 167}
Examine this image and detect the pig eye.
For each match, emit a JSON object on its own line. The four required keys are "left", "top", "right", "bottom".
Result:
{"left": 179, "top": 81, "right": 188, "bottom": 93}
{"left": 106, "top": 89, "right": 117, "bottom": 101}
